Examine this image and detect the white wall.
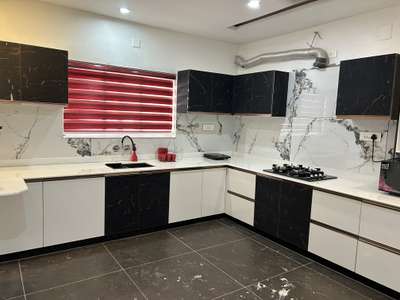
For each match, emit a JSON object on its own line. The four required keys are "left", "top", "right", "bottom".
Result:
{"left": 0, "top": 0, "right": 237, "bottom": 74}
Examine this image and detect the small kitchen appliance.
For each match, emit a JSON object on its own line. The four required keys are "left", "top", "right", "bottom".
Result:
{"left": 379, "top": 158, "right": 400, "bottom": 195}
{"left": 203, "top": 153, "right": 231, "bottom": 160}
{"left": 265, "top": 164, "right": 337, "bottom": 182}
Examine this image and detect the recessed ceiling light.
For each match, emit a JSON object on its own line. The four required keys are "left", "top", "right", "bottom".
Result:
{"left": 120, "top": 7, "right": 131, "bottom": 15}
{"left": 247, "top": 0, "right": 261, "bottom": 10}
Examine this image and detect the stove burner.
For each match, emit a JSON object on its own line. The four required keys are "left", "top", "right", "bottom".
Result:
{"left": 264, "top": 164, "right": 337, "bottom": 182}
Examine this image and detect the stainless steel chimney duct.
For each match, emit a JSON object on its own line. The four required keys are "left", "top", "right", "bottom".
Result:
{"left": 235, "top": 48, "right": 329, "bottom": 69}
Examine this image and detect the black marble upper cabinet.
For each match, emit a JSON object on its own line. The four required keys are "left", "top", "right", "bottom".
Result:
{"left": 254, "top": 176, "right": 312, "bottom": 250}
{"left": 105, "top": 173, "right": 170, "bottom": 237}
{"left": 177, "top": 70, "right": 233, "bottom": 113}
{"left": 0, "top": 40, "right": 68, "bottom": 104}
{"left": 232, "top": 71, "right": 289, "bottom": 115}
{"left": 336, "top": 54, "right": 400, "bottom": 119}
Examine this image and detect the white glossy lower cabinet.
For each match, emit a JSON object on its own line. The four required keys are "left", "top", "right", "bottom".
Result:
{"left": 202, "top": 169, "right": 226, "bottom": 217}
{"left": 43, "top": 177, "right": 105, "bottom": 247}
{"left": 356, "top": 241, "right": 400, "bottom": 292}
{"left": 311, "top": 191, "right": 361, "bottom": 235}
{"left": 308, "top": 223, "right": 357, "bottom": 271}
{"left": 225, "top": 192, "right": 254, "bottom": 226}
{"left": 359, "top": 203, "right": 400, "bottom": 251}
{"left": 227, "top": 169, "right": 256, "bottom": 200}
{"left": 169, "top": 170, "right": 203, "bottom": 223}
{"left": 0, "top": 183, "right": 43, "bottom": 255}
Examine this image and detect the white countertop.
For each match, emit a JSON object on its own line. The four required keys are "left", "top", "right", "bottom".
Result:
{"left": 0, "top": 154, "right": 399, "bottom": 210}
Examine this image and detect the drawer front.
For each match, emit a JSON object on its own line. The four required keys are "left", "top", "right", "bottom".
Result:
{"left": 308, "top": 223, "right": 357, "bottom": 271}
{"left": 225, "top": 192, "right": 254, "bottom": 226}
{"left": 311, "top": 191, "right": 361, "bottom": 235}
{"left": 356, "top": 241, "right": 400, "bottom": 292}
{"left": 360, "top": 203, "right": 400, "bottom": 250}
{"left": 227, "top": 169, "right": 256, "bottom": 199}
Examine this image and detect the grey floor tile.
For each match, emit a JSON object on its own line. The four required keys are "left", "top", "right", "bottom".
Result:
{"left": 200, "top": 238, "right": 301, "bottom": 286}
{"left": 0, "top": 261, "right": 24, "bottom": 300}
{"left": 216, "top": 288, "right": 260, "bottom": 300}
{"left": 248, "top": 265, "right": 377, "bottom": 300}
{"left": 127, "top": 252, "right": 241, "bottom": 300}
{"left": 251, "top": 233, "right": 311, "bottom": 265}
{"left": 217, "top": 218, "right": 256, "bottom": 236}
{"left": 169, "top": 220, "right": 247, "bottom": 250}
{"left": 26, "top": 271, "right": 145, "bottom": 300}
{"left": 105, "top": 231, "right": 191, "bottom": 268}
{"left": 306, "top": 262, "right": 395, "bottom": 300}
{"left": 20, "top": 244, "right": 120, "bottom": 294}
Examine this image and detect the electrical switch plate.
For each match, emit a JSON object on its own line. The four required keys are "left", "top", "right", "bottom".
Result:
{"left": 359, "top": 131, "right": 382, "bottom": 142}
{"left": 328, "top": 49, "right": 337, "bottom": 58}
{"left": 202, "top": 123, "right": 216, "bottom": 132}
{"left": 131, "top": 38, "right": 142, "bottom": 48}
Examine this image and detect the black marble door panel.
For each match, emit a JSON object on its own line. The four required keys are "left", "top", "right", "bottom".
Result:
{"left": 187, "top": 70, "right": 213, "bottom": 112}
{"left": 212, "top": 73, "right": 233, "bottom": 113}
{"left": 137, "top": 173, "right": 170, "bottom": 230}
{"left": 336, "top": 54, "right": 400, "bottom": 119}
{"left": 250, "top": 71, "right": 274, "bottom": 113}
{"left": 105, "top": 175, "right": 140, "bottom": 236}
{"left": 20, "top": 44, "right": 68, "bottom": 104}
{"left": 254, "top": 176, "right": 281, "bottom": 238}
{"left": 272, "top": 71, "right": 289, "bottom": 116}
{"left": 0, "top": 41, "right": 22, "bottom": 100}
{"left": 279, "top": 181, "right": 312, "bottom": 250}
{"left": 233, "top": 74, "right": 252, "bottom": 113}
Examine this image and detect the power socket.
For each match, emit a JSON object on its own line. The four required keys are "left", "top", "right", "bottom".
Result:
{"left": 359, "top": 131, "right": 382, "bottom": 142}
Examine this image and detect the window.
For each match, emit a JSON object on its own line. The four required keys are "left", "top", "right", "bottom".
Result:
{"left": 64, "top": 60, "right": 176, "bottom": 138}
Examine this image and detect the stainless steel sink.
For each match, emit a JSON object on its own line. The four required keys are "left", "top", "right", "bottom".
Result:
{"left": 105, "top": 162, "right": 154, "bottom": 169}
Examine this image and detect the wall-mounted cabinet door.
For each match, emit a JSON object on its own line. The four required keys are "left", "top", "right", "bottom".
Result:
{"left": 336, "top": 54, "right": 400, "bottom": 119}
{"left": 44, "top": 177, "right": 105, "bottom": 247}
{"left": 212, "top": 73, "right": 232, "bottom": 113}
{"left": 0, "top": 183, "right": 43, "bottom": 255}
{"left": 0, "top": 40, "right": 68, "bottom": 104}
{"left": 0, "top": 41, "right": 22, "bottom": 101}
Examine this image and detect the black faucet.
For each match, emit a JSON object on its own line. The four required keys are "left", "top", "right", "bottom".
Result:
{"left": 121, "top": 136, "right": 136, "bottom": 152}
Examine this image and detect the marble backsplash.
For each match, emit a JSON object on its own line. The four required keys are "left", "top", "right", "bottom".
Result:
{"left": 0, "top": 66, "right": 397, "bottom": 177}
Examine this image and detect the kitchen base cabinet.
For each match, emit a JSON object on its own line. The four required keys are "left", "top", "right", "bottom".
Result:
{"left": 308, "top": 223, "right": 357, "bottom": 271}
{"left": 202, "top": 168, "right": 226, "bottom": 217}
{"left": 169, "top": 170, "right": 202, "bottom": 223}
{"left": 106, "top": 173, "right": 170, "bottom": 236}
{"left": 0, "top": 183, "right": 43, "bottom": 255}
{"left": 356, "top": 241, "right": 400, "bottom": 292}
{"left": 44, "top": 178, "right": 105, "bottom": 247}
{"left": 254, "top": 176, "right": 312, "bottom": 250}
{"left": 225, "top": 192, "right": 254, "bottom": 226}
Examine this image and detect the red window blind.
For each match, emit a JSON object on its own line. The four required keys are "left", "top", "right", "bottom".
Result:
{"left": 64, "top": 60, "right": 176, "bottom": 137}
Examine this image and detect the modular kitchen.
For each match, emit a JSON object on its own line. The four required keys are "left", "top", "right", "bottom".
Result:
{"left": 1, "top": 1, "right": 400, "bottom": 299}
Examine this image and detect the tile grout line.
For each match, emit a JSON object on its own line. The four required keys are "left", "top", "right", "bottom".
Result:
{"left": 19, "top": 270, "right": 122, "bottom": 298}
{"left": 167, "top": 231, "right": 264, "bottom": 300}
{"left": 211, "top": 262, "right": 313, "bottom": 300}
{"left": 102, "top": 243, "right": 149, "bottom": 300}
{"left": 124, "top": 251, "right": 195, "bottom": 270}
{"left": 189, "top": 236, "right": 249, "bottom": 252}
{"left": 17, "top": 261, "right": 27, "bottom": 300}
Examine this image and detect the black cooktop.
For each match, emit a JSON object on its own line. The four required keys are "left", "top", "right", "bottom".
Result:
{"left": 264, "top": 164, "right": 337, "bottom": 182}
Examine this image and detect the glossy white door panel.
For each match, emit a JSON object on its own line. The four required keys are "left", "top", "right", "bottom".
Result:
{"left": 227, "top": 169, "right": 256, "bottom": 199}
{"left": 44, "top": 177, "right": 105, "bottom": 247}
{"left": 0, "top": 183, "right": 43, "bottom": 255}
{"left": 225, "top": 192, "right": 254, "bottom": 225}
{"left": 356, "top": 241, "right": 400, "bottom": 292}
{"left": 311, "top": 191, "right": 361, "bottom": 235}
{"left": 202, "top": 168, "right": 226, "bottom": 217}
{"left": 308, "top": 223, "right": 357, "bottom": 271}
{"left": 360, "top": 203, "right": 400, "bottom": 250}
{"left": 169, "top": 170, "right": 202, "bottom": 223}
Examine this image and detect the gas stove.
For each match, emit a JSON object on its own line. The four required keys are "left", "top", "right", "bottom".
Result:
{"left": 264, "top": 164, "right": 337, "bottom": 182}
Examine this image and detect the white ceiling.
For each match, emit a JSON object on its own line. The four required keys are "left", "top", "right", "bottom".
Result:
{"left": 41, "top": 0, "right": 399, "bottom": 43}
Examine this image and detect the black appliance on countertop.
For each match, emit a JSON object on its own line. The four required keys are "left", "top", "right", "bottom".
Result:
{"left": 203, "top": 153, "right": 231, "bottom": 160}
{"left": 379, "top": 158, "right": 400, "bottom": 195}
{"left": 264, "top": 164, "right": 337, "bottom": 182}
